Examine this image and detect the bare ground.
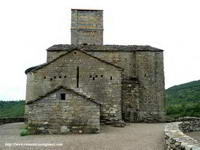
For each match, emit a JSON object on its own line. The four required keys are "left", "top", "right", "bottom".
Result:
{"left": 186, "top": 131, "right": 200, "bottom": 142}
{"left": 0, "top": 122, "right": 165, "bottom": 150}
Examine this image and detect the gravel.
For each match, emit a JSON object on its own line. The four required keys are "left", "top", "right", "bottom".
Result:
{"left": 0, "top": 122, "right": 165, "bottom": 150}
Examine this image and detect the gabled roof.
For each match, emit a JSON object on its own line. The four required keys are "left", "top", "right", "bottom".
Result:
{"left": 25, "top": 49, "right": 123, "bottom": 74}
{"left": 47, "top": 44, "right": 163, "bottom": 52}
{"left": 26, "top": 86, "right": 101, "bottom": 105}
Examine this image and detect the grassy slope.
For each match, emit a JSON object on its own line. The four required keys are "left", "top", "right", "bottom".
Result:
{"left": 0, "top": 100, "right": 25, "bottom": 118}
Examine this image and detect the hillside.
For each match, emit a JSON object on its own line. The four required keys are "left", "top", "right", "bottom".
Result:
{"left": 0, "top": 100, "right": 25, "bottom": 118}
{"left": 166, "top": 80, "right": 200, "bottom": 118}
{"left": 166, "top": 80, "right": 200, "bottom": 104}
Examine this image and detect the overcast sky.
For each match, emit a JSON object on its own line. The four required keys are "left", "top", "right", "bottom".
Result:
{"left": 0, "top": 0, "right": 200, "bottom": 100}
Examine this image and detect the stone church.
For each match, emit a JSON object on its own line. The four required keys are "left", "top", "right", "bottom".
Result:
{"left": 25, "top": 9, "right": 165, "bottom": 134}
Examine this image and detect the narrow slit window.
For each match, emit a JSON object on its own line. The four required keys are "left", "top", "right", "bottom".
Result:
{"left": 77, "top": 66, "right": 79, "bottom": 88}
{"left": 60, "top": 93, "right": 66, "bottom": 100}
{"left": 110, "top": 76, "right": 112, "bottom": 80}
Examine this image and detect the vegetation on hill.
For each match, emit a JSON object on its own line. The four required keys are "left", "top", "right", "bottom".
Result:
{"left": 166, "top": 80, "right": 200, "bottom": 118}
{"left": 0, "top": 100, "right": 25, "bottom": 118}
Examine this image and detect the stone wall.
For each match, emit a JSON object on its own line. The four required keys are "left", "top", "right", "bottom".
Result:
{"left": 26, "top": 50, "right": 122, "bottom": 123}
{"left": 88, "top": 51, "right": 136, "bottom": 78}
{"left": 71, "top": 9, "right": 103, "bottom": 45}
{"left": 136, "top": 52, "right": 165, "bottom": 122}
{"left": 27, "top": 88, "right": 100, "bottom": 134}
{"left": 46, "top": 49, "right": 165, "bottom": 122}
{"left": 164, "top": 117, "right": 200, "bottom": 150}
{"left": 90, "top": 51, "right": 165, "bottom": 122}
{"left": 179, "top": 117, "right": 200, "bottom": 133}
{"left": 122, "top": 78, "right": 140, "bottom": 122}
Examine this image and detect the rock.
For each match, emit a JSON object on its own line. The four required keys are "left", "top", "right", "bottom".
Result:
{"left": 113, "top": 120, "right": 126, "bottom": 128}
{"left": 38, "top": 127, "right": 45, "bottom": 131}
{"left": 43, "top": 122, "right": 48, "bottom": 125}
{"left": 60, "top": 126, "right": 70, "bottom": 134}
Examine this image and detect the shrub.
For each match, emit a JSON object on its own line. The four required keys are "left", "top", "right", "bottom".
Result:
{"left": 20, "top": 129, "right": 29, "bottom": 136}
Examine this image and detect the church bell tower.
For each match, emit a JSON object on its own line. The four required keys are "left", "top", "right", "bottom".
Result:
{"left": 71, "top": 9, "right": 103, "bottom": 45}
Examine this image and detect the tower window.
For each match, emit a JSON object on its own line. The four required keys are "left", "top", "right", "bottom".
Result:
{"left": 54, "top": 76, "right": 56, "bottom": 79}
{"left": 60, "top": 93, "right": 66, "bottom": 100}
{"left": 101, "top": 75, "right": 103, "bottom": 78}
{"left": 76, "top": 66, "right": 79, "bottom": 88}
{"left": 44, "top": 76, "right": 46, "bottom": 79}
{"left": 59, "top": 76, "right": 62, "bottom": 78}
{"left": 110, "top": 76, "right": 112, "bottom": 80}
{"left": 50, "top": 78, "right": 53, "bottom": 81}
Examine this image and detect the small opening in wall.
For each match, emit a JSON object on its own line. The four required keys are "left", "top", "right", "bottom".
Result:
{"left": 83, "top": 43, "right": 88, "bottom": 45}
{"left": 54, "top": 76, "right": 56, "bottom": 79}
{"left": 93, "top": 77, "right": 95, "bottom": 80}
{"left": 64, "top": 75, "right": 67, "bottom": 78}
{"left": 89, "top": 75, "right": 92, "bottom": 78}
{"left": 44, "top": 76, "right": 46, "bottom": 79}
{"left": 101, "top": 75, "right": 103, "bottom": 78}
{"left": 59, "top": 76, "right": 62, "bottom": 78}
{"left": 60, "top": 93, "right": 66, "bottom": 100}
{"left": 110, "top": 76, "right": 112, "bottom": 80}
{"left": 74, "top": 52, "right": 77, "bottom": 54}
{"left": 95, "top": 75, "right": 98, "bottom": 78}
{"left": 50, "top": 78, "right": 53, "bottom": 81}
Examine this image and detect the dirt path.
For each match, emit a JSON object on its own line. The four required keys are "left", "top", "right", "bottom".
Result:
{"left": 0, "top": 122, "right": 165, "bottom": 150}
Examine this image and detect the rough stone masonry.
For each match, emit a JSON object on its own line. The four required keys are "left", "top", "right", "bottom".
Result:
{"left": 25, "top": 9, "right": 165, "bottom": 134}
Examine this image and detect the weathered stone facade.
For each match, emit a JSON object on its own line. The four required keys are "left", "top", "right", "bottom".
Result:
{"left": 46, "top": 45, "right": 165, "bottom": 122}
{"left": 27, "top": 86, "right": 100, "bottom": 134}
{"left": 26, "top": 49, "right": 122, "bottom": 125}
{"left": 71, "top": 9, "right": 103, "bottom": 45}
{"left": 25, "top": 9, "right": 165, "bottom": 134}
